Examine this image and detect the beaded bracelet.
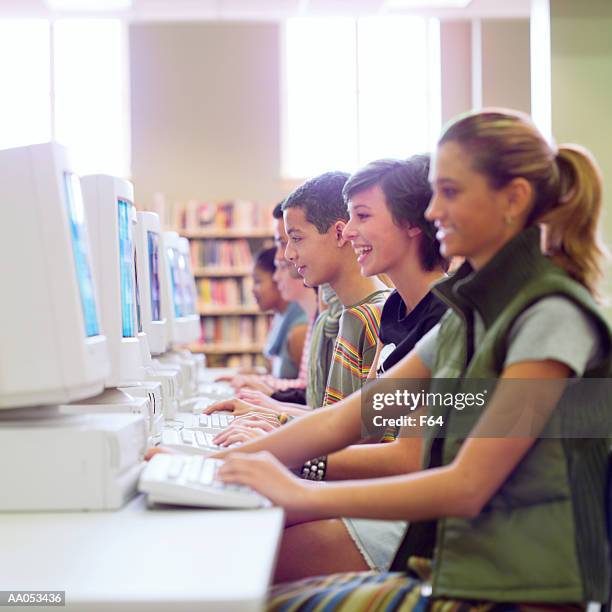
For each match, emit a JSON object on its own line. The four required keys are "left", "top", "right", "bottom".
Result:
{"left": 300, "top": 456, "right": 327, "bottom": 481}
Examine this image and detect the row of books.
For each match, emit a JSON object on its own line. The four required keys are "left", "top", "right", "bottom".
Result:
{"left": 190, "top": 239, "right": 253, "bottom": 269}
{"left": 171, "top": 199, "right": 274, "bottom": 231}
{"left": 200, "top": 316, "right": 270, "bottom": 345}
{"left": 197, "top": 277, "right": 257, "bottom": 307}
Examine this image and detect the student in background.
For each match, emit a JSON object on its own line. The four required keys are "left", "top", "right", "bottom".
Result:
{"left": 217, "top": 108, "right": 612, "bottom": 611}
{"left": 227, "top": 255, "right": 317, "bottom": 397}
{"left": 252, "top": 246, "right": 308, "bottom": 380}
{"left": 216, "top": 155, "right": 450, "bottom": 580}
{"left": 209, "top": 173, "right": 390, "bottom": 429}
{"left": 208, "top": 205, "right": 338, "bottom": 430}
{"left": 283, "top": 171, "right": 389, "bottom": 405}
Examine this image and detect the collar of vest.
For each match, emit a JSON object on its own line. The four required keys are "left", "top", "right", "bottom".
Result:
{"left": 432, "top": 225, "right": 557, "bottom": 329}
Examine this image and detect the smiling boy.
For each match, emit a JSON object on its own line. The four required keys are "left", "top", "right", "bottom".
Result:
{"left": 282, "top": 171, "right": 389, "bottom": 405}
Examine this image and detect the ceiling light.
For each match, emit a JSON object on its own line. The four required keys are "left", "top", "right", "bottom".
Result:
{"left": 45, "top": 0, "right": 132, "bottom": 11}
{"left": 385, "top": 0, "right": 472, "bottom": 8}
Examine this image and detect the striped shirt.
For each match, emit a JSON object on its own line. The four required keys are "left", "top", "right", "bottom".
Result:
{"left": 323, "top": 290, "right": 389, "bottom": 406}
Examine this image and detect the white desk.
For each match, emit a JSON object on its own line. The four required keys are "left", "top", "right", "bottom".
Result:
{"left": 0, "top": 495, "right": 284, "bottom": 611}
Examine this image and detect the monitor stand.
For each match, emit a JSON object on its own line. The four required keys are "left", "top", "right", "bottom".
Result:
{"left": 0, "top": 408, "right": 146, "bottom": 511}
{"left": 61, "top": 387, "right": 161, "bottom": 444}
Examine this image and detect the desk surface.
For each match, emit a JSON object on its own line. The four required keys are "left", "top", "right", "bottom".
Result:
{"left": 0, "top": 495, "right": 284, "bottom": 611}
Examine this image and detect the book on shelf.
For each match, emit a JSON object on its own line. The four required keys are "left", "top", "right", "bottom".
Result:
{"left": 190, "top": 239, "right": 254, "bottom": 269}
{"left": 197, "top": 277, "right": 256, "bottom": 308}
{"left": 144, "top": 194, "right": 276, "bottom": 366}
{"left": 171, "top": 199, "right": 274, "bottom": 231}
{"left": 200, "top": 316, "right": 270, "bottom": 346}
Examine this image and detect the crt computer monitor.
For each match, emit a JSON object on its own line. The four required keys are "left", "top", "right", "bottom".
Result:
{"left": 160, "top": 231, "right": 200, "bottom": 346}
{"left": 81, "top": 175, "right": 146, "bottom": 387}
{"left": 177, "top": 236, "right": 200, "bottom": 340}
{"left": 0, "top": 142, "right": 110, "bottom": 408}
{"left": 135, "top": 211, "right": 168, "bottom": 356}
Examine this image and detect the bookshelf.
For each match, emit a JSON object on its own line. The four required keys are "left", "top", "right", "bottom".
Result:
{"left": 193, "top": 266, "right": 252, "bottom": 278}
{"left": 167, "top": 198, "right": 275, "bottom": 368}
{"left": 187, "top": 342, "right": 265, "bottom": 355}
{"left": 183, "top": 228, "right": 275, "bottom": 239}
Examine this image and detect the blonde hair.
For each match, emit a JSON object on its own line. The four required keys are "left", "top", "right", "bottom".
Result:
{"left": 439, "top": 108, "right": 608, "bottom": 299}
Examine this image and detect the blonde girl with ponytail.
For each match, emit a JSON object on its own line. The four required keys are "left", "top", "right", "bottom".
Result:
{"left": 213, "top": 109, "right": 612, "bottom": 611}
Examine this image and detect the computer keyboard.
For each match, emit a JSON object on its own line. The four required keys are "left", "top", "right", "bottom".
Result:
{"left": 139, "top": 454, "right": 269, "bottom": 509}
{"left": 175, "top": 411, "right": 235, "bottom": 433}
{"left": 160, "top": 428, "right": 224, "bottom": 455}
{"left": 199, "top": 412, "right": 234, "bottom": 428}
{"left": 179, "top": 396, "right": 217, "bottom": 413}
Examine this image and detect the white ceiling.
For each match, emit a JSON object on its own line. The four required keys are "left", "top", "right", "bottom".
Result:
{"left": 0, "top": 0, "right": 531, "bottom": 21}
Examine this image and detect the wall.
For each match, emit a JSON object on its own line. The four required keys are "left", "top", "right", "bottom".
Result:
{"left": 130, "top": 21, "right": 285, "bottom": 210}
{"left": 130, "top": 18, "right": 531, "bottom": 212}
{"left": 440, "top": 20, "right": 472, "bottom": 124}
{"left": 481, "top": 19, "right": 531, "bottom": 113}
{"left": 439, "top": 18, "right": 531, "bottom": 125}
{"left": 550, "top": 0, "right": 612, "bottom": 319}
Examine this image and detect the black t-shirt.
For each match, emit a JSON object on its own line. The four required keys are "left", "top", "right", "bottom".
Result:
{"left": 377, "top": 289, "right": 447, "bottom": 374}
{"left": 380, "top": 290, "right": 448, "bottom": 572}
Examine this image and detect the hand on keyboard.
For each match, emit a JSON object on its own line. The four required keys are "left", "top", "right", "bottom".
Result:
{"left": 139, "top": 454, "right": 270, "bottom": 509}
{"left": 236, "top": 378, "right": 275, "bottom": 395}
{"left": 212, "top": 414, "right": 280, "bottom": 447}
{"left": 218, "top": 451, "right": 311, "bottom": 519}
{"left": 216, "top": 374, "right": 275, "bottom": 396}
{"left": 213, "top": 423, "right": 268, "bottom": 447}
{"left": 203, "top": 397, "right": 277, "bottom": 418}
{"left": 236, "top": 389, "right": 285, "bottom": 411}
{"left": 160, "top": 428, "right": 225, "bottom": 455}
{"left": 182, "top": 411, "right": 235, "bottom": 432}
{"left": 145, "top": 446, "right": 175, "bottom": 461}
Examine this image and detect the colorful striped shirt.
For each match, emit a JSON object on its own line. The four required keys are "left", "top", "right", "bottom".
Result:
{"left": 323, "top": 290, "right": 389, "bottom": 406}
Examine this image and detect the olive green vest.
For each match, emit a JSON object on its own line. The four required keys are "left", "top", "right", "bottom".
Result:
{"left": 421, "top": 227, "right": 611, "bottom": 603}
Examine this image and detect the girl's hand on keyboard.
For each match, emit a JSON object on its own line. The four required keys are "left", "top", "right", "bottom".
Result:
{"left": 233, "top": 412, "right": 281, "bottom": 430}
{"left": 204, "top": 397, "right": 276, "bottom": 418}
{"left": 144, "top": 446, "right": 176, "bottom": 461}
{"left": 218, "top": 451, "right": 313, "bottom": 517}
{"left": 212, "top": 423, "right": 269, "bottom": 447}
{"left": 236, "top": 389, "right": 283, "bottom": 411}
{"left": 221, "top": 375, "right": 274, "bottom": 396}
{"left": 237, "top": 379, "right": 275, "bottom": 396}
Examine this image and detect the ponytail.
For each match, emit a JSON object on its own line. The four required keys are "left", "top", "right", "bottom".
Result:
{"left": 537, "top": 144, "right": 608, "bottom": 300}
{"left": 440, "top": 109, "right": 609, "bottom": 299}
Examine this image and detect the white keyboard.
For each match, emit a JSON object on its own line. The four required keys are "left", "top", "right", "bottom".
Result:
{"left": 198, "top": 412, "right": 235, "bottom": 429}
{"left": 139, "top": 454, "right": 268, "bottom": 509}
{"left": 175, "top": 411, "right": 235, "bottom": 433}
{"left": 160, "top": 428, "right": 223, "bottom": 455}
{"left": 179, "top": 396, "right": 217, "bottom": 414}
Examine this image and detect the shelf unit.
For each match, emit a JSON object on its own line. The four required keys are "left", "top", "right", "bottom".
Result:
{"left": 182, "top": 228, "right": 275, "bottom": 239}
{"left": 193, "top": 266, "right": 252, "bottom": 278}
{"left": 187, "top": 342, "right": 265, "bottom": 355}
{"left": 198, "top": 303, "right": 268, "bottom": 316}
{"left": 182, "top": 226, "right": 274, "bottom": 368}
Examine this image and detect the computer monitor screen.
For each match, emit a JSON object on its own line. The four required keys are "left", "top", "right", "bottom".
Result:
{"left": 63, "top": 172, "right": 100, "bottom": 338}
{"left": 147, "top": 231, "right": 162, "bottom": 322}
{"left": 133, "top": 249, "right": 143, "bottom": 334}
{"left": 118, "top": 198, "right": 136, "bottom": 338}
{"left": 177, "top": 250, "right": 197, "bottom": 316}
{"left": 167, "top": 246, "right": 185, "bottom": 318}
